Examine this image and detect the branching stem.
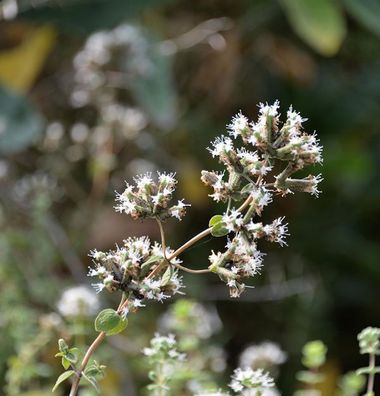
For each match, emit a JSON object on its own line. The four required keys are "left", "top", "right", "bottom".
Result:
{"left": 69, "top": 194, "right": 253, "bottom": 395}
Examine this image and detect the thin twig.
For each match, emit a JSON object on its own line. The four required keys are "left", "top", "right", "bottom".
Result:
{"left": 69, "top": 332, "right": 106, "bottom": 396}
{"left": 155, "top": 218, "right": 167, "bottom": 259}
{"left": 171, "top": 262, "right": 210, "bottom": 274}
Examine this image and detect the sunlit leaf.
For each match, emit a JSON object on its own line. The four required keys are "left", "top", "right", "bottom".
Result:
{"left": 209, "top": 215, "right": 223, "bottom": 227}
{"left": 0, "top": 26, "right": 56, "bottom": 93}
{"left": 280, "top": 0, "right": 346, "bottom": 56}
{"left": 211, "top": 222, "right": 229, "bottom": 237}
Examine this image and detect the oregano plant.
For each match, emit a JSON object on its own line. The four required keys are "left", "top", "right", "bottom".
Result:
{"left": 53, "top": 101, "right": 323, "bottom": 395}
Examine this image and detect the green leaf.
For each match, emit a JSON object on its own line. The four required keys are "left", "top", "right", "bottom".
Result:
{"left": 61, "top": 357, "right": 71, "bottom": 370}
{"left": 296, "top": 370, "right": 325, "bottom": 384}
{"left": 211, "top": 222, "right": 229, "bottom": 237}
{"left": 65, "top": 351, "right": 78, "bottom": 364}
{"left": 104, "top": 317, "right": 128, "bottom": 336}
{"left": 94, "top": 309, "right": 121, "bottom": 333}
{"left": 280, "top": 0, "right": 346, "bottom": 56}
{"left": 301, "top": 340, "right": 327, "bottom": 369}
{"left": 0, "top": 85, "right": 44, "bottom": 155}
{"left": 18, "top": 0, "right": 175, "bottom": 34}
{"left": 160, "top": 264, "right": 173, "bottom": 287}
{"left": 84, "top": 361, "right": 106, "bottom": 378}
{"left": 58, "top": 339, "right": 68, "bottom": 353}
{"left": 343, "top": 0, "right": 380, "bottom": 38}
{"left": 82, "top": 374, "right": 100, "bottom": 393}
{"left": 141, "top": 255, "right": 162, "bottom": 277}
{"left": 209, "top": 215, "right": 223, "bottom": 227}
{"left": 94, "top": 309, "right": 128, "bottom": 335}
{"left": 52, "top": 370, "right": 75, "bottom": 392}
{"left": 356, "top": 367, "right": 380, "bottom": 375}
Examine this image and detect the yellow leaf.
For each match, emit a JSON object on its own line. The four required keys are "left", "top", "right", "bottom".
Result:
{"left": 280, "top": 0, "right": 346, "bottom": 56}
{"left": 0, "top": 25, "right": 56, "bottom": 92}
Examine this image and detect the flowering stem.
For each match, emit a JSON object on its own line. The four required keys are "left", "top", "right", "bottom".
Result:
{"left": 69, "top": 331, "right": 106, "bottom": 396}
{"left": 168, "top": 228, "right": 212, "bottom": 260}
{"left": 167, "top": 194, "right": 253, "bottom": 263}
{"left": 69, "top": 296, "right": 129, "bottom": 396}
{"left": 367, "top": 353, "right": 376, "bottom": 395}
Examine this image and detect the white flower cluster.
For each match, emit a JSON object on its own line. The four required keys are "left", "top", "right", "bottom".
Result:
{"left": 229, "top": 367, "right": 275, "bottom": 394}
{"left": 239, "top": 342, "right": 287, "bottom": 371}
{"left": 202, "top": 101, "right": 323, "bottom": 202}
{"left": 204, "top": 102, "right": 322, "bottom": 297}
{"left": 57, "top": 285, "right": 100, "bottom": 318}
{"left": 115, "top": 172, "right": 190, "bottom": 221}
{"left": 71, "top": 24, "right": 151, "bottom": 109}
{"left": 209, "top": 212, "right": 288, "bottom": 297}
{"left": 143, "top": 333, "right": 186, "bottom": 362}
{"left": 88, "top": 236, "right": 184, "bottom": 309}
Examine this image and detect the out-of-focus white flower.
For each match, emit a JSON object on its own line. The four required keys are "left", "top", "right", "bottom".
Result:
{"left": 229, "top": 367, "right": 274, "bottom": 393}
{"left": 239, "top": 342, "right": 287, "bottom": 370}
{"left": 57, "top": 285, "right": 99, "bottom": 317}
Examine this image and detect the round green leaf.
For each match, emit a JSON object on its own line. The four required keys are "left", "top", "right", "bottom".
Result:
{"left": 94, "top": 309, "right": 121, "bottom": 334}
{"left": 105, "top": 317, "right": 128, "bottom": 336}
{"left": 209, "top": 215, "right": 223, "bottom": 227}
{"left": 211, "top": 222, "right": 229, "bottom": 237}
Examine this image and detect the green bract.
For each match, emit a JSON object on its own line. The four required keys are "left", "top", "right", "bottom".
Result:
{"left": 302, "top": 340, "right": 327, "bottom": 369}
{"left": 357, "top": 327, "right": 380, "bottom": 355}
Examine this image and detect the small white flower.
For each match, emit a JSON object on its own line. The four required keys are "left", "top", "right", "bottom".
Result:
{"left": 259, "top": 100, "right": 280, "bottom": 118}
{"left": 132, "top": 299, "right": 146, "bottom": 308}
{"left": 158, "top": 172, "right": 177, "bottom": 186}
{"left": 208, "top": 136, "right": 234, "bottom": 158}
{"left": 263, "top": 217, "right": 289, "bottom": 246}
{"left": 222, "top": 209, "right": 244, "bottom": 233}
{"left": 134, "top": 173, "right": 153, "bottom": 189}
{"left": 310, "top": 174, "right": 323, "bottom": 197}
{"left": 229, "top": 367, "right": 274, "bottom": 393}
{"left": 227, "top": 111, "right": 250, "bottom": 139}
{"left": 91, "top": 282, "right": 106, "bottom": 294}
{"left": 87, "top": 265, "right": 107, "bottom": 277}
{"left": 121, "top": 307, "right": 129, "bottom": 319}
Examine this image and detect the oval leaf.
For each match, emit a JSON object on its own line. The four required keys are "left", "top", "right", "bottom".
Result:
{"left": 209, "top": 215, "right": 223, "bottom": 227}
{"left": 105, "top": 317, "right": 128, "bottom": 336}
{"left": 211, "top": 222, "right": 229, "bottom": 237}
{"left": 94, "top": 309, "right": 121, "bottom": 333}
{"left": 280, "top": 0, "right": 346, "bottom": 56}
{"left": 52, "top": 370, "right": 75, "bottom": 392}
